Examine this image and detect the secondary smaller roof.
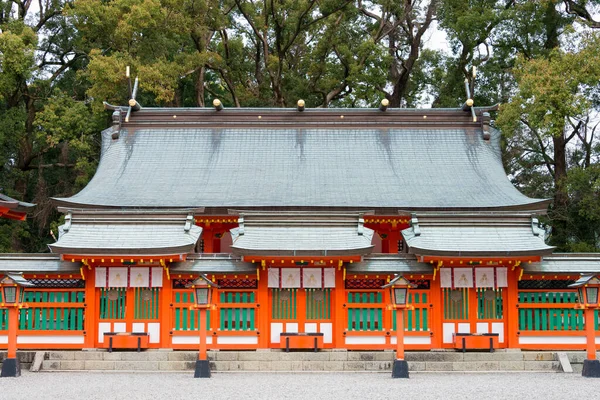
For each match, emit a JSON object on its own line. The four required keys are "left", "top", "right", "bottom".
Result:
{"left": 230, "top": 212, "right": 374, "bottom": 256}
{"left": 0, "top": 193, "right": 35, "bottom": 220}
{"left": 48, "top": 209, "right": 202, "bottom": 256}
{"left": 171, "top": 254, "right": 256, "bottom": 273}
{"left": 402, "top": 213, "right": 555, "bottom": 257}
{"left": 0, "top": 254, "right": 80, "bottom": 273}
{"left": 346, "top": 254, "right": 431, "bottom": 274}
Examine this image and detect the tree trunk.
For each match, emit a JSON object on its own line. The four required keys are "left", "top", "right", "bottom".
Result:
{"left": 550, "top": 134, "right": 569, "bottom": 249}
{"left": 196, "top": 67, "right": 206, "bottom": 107}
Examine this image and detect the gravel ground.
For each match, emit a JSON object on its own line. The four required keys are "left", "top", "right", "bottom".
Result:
{"left": 2, "top": 371, "right": 600, "bottom": 400}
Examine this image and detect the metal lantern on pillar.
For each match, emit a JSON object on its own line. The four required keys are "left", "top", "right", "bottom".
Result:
{"left": 0, "top": 275, "right": 30, "bottom": 306}
{"left": 387, "top": 275, "right": 414, "bottom": 308}
{"left": 569, "top": 275, "right": 600, "bottom": 377}
{"left": 187, "top": 274, "right": 219, "bottom": 378}
{"left": 382, "top": 275, "right": 414, "bottom": 379}
{"left": 192, "top": 279, "right": 213, "bottom": 308}
{"left": 0, "top": 274, "right": 33, "bottom": 378}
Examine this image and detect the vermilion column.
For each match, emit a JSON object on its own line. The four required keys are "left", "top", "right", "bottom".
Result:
{"left": 505, "top": 267, "right": 520, "bottom": 349}
{"left": 396, "top": 308, "right": 405, "bottom": 360}
{"left": 84, "top": 267, "right": 97, "bottom": 348}
{"left": 333, "top": 265, "right": 346, "bottom": 348}
{"left": 586, "top": 308, "right": 597, "bottom": 360}
{"left": 199, "top": 308, "right": 208, "bottom": 360}
{"left": 7, "top": 307, "right": 18, "bottom": 358}
{"left": 257, "top": 269, "right": 270, "bottom": 348}
{"left": 429, "top": 274, "right": 442, "bottom": 349}
{"left": 160, "top": 268, "right": 173, "bottom": 347}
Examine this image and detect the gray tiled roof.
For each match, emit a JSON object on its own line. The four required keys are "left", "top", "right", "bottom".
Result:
{"left": 0, "top": 254, "right": 80, "bottom": 273}
{"left": 229, "top": 212, "right": 374, "bottom": 256}
{"left": 48, "top": 210, "right": 201, "bottom": 255}
{"left": 0, "top": 193, "right": 35, "bottom": 212}
{"left": 525, "top": 254, "right": 600, "bottom": 273}
{"left": 347, "top": 254, "right": 431, "bottom": 273}
{"left": 171, "top": 254, "right": 256, "bottom": 273}
{"left": 53, "top": 108, "right": 546, "bottom": 211}
{"left": 402, "top": 213, "right": 555, "bottom": 257}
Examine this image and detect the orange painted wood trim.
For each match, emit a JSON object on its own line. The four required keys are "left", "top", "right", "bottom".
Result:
{"left": 517, "top": 303, "right": 579, "bottom": 309}
{"left": 213, "top": 331, "right": 260, "bottom": 337}
{"left": 22, "top": 302, "right": 85, "bottom": 308}
{"left": 15, "top": 330, "right": 85, "bottom": 336}
{"left": 454, "top": 334, "right": 499, "bottom": 350}
{"left": 517, "top": 331, "right": 586, "bottom": 336}
{"left": 7, "top": 307, "right": 18, "bottom": 358}
{"left": 198, "top": 308, "right": 208, "bottom": 360}
{"left": 279, "top": 335, "right": 324, "bottom": 349}
{"left": 25, "top": 288, "right": 86, "bottom": 292}
{"left": 4, "top": 344, "right": 85, "bottom": 350}
{"left": 100, "top": 334, "right": 150, "bottom": 350}
{"left": 344, "top": 303, "right": 387, "bottom": 309}
{"left": 216, "top": 303, "right": 258, "bottom": 309}
{"left": 160, "top": 269, "right": 173, "bottom": 346}
{"left": 506, "top": 267, "right": 519, "bottom": 348}
{"left": 62, "top": 254, "right": 185, "bottom": 263}
{"left": 125, "top": 286, "right": 135, "bottom": 332}
{"left": 84, "top": 268, "right": 96, "bottom": 348}
{"left": 429, "top": 274, "right": 442, "bottom": 348}
{"left": 344, "top": 330, "right": 392, "bottom": 336}
{"left": 257, "top": 270, "right": 270, "bottom": 348}
{"left": 334, "top": 267, "right": 346, "bottom": 348}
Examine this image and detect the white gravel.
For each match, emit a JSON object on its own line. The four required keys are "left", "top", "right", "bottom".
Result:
{"left": 2, "top": 371, "right": 600, "bottom": 400}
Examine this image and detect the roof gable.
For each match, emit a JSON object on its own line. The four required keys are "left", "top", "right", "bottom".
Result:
{"left": 54, "top": 108, "right": 547, "bottom": 211}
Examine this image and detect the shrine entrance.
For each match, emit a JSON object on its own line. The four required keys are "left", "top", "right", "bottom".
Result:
{"left": 440, "top": 267, "right": 508, "bottom": 349}
{"left": 94, "top": 266, "right": 165, "bottom": 348}
{"left": 267, "top": 267, "right": 336, "bottom": 348}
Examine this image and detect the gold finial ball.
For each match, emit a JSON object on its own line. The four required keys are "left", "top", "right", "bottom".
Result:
{"left": 297, "top": 99, "right": 305, "bottom": 107}
{"left": 466, "top": 98, "right": 474, "bottom": 107}
{"left": 381, "top": 99, "right": 389, "bottom": 107}
{"left": 213, "top": 99, "right": 221, "bottom": 107}
{"left": 128, "top": 99, "right": 137, "bottom": 107}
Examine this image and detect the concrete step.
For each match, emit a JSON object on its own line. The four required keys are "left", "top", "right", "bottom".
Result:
{"left": 0, "top": 351, "right": 37, "bottom": 370}
{"left": 40, "top": 350, "right": 563, "bottom": 372}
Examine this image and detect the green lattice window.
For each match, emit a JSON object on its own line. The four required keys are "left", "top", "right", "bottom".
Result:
{"left": 20, "top": 290, "right": 85, "bottom": 330}
{"left": 272, "top": 289, "right": 297, "bottom": 320}
{"left": 306, "top": 289, "right": 331, "bottom": 320}
{"left": 477, "top": 288, "right": 503, "bottom": 320}
{"left": 99, "top": 288, "right": 126, "bottom": 320}
{"left": 443, "top": 288, "right": 469, "bottom": 320}
{"left": 173, "top": 290, "right": 211, "bottom": 331}
{"left": 220, "top": 291, "right": 255, "bottom": 331}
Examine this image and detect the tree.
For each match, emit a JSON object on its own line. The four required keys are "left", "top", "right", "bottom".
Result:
{"left": 497, "top": 35, "right": 600, "bottom": 250}
{"left": 0, "top": 1, "right": 103, "bottom": 252}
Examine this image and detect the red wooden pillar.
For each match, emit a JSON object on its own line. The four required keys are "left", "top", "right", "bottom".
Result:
{"left": 203, "top": 228, "right": 213, "bottom": 253}
{"left": 160, "top": 268, "right": 173, "bottom": 348}
{"left": 6, "top": 307, "right": 18, "bottom": 358}
{"left": 396, "top": 308, "right": 405, "bottom": 359}
{"left": 84, "top": 267, "right": 97, "bottom": 348}
{"left": 388, "top": 230, "right": 400, "bottom": 254}
{"left": 505, "top": 267, "right": 520, "bottom": 349}
{"left": 333, "top": 265, "right": 346, "bottom": 348}
{"left": 585, "top": 308, "right": 596, "bottom": 360}
{"left": 199, "top": 308, "right": 208, "bottom": 360}
{"left": 257, "top": 268, "right": 270, "bottom": 348}
{"left": 429, "top": 273, "right": 443, "bottom": 349}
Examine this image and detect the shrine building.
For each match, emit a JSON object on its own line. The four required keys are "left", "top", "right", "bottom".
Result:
{"left": 1, "top": 105, "right": 600, "bottom": 353}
